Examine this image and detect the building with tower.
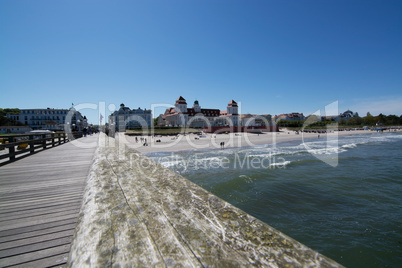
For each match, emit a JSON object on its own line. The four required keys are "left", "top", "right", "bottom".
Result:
{"left": 219, "top": 100, "right": 239, "bottom": 127}
{"left": 160, "top": 96, "right": 240, "bottom": 128}
{"left": 109, "top": 103, "right": 152, "bottom": 131}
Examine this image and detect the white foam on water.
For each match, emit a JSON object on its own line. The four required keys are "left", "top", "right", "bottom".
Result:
{"left": 269, "top": 160, "right": 292, "bottom": 167}
{"left": 341, "top": 143, "right": 357, "bottom": 149}
{"left": 160, "top": 160, "right": 183, "bottom": 168}
{"left": 307, "top": 146, "right": 347, "bottom": 155}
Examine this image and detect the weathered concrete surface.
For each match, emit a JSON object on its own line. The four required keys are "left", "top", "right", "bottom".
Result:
{"left": 68, "top": 135, "right": 342, "bottom": 267}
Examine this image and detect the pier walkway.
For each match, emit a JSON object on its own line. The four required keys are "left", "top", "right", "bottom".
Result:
{"left": 0, "top": 134, "right": 98, "bottom": 267}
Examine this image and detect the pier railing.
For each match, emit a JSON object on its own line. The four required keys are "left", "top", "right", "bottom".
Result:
{"left": 0, "top": 132, "right": 83, "bottom": 164}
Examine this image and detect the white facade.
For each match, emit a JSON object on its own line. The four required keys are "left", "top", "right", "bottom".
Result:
{"left": 109, "top": 104, "right": 152, "bottom": 131}
{"left": 225, "top": 100, "right": 239, "bottom": 126}
{"left": 161, "top": 97, "right": 240, "bottom": 128}
{"left": 6, "top": 108, "right": 84, "bottom": 131}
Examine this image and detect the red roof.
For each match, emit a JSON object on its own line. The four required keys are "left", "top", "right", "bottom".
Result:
{"left": 175, "top": 96, "right": 187, "bottom": 104}
{"left": 164, "top": 107, "right": 176, "bottom": 115}
{"left": 228, "top": 100, "right": 238, "bottom": 107}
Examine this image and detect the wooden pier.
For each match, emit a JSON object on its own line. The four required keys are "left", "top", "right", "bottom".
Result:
{"left": 0, "top": 134, "right": 98, "bottom": 267}
{"left": 1, "top": 133, "right": 341, "bottom": 267}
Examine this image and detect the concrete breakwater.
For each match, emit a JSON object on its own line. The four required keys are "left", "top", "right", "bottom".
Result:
{"left": 68, "top": 135, "right": 341, "bottom": 267}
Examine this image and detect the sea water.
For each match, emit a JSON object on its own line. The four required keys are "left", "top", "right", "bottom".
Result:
{"left": 148, "top": 132, "right": 402, "bottom": 267}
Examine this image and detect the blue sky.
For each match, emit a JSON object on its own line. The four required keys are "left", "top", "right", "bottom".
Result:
{"left": 1, "top": 0, "right": 401, "bottom": 124}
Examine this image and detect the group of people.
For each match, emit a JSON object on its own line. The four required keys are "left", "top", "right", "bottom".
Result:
{"left": 135, "top": 136, "right": 149, "bottom": 146}
{"left": 220, "top": 141, "right": 225, "bottom": 149}
{"left": 132, "top": 134, "right": 228, "bottom": 149}
{"left": 83, "top": 128, "right": 95, "bottom": 137}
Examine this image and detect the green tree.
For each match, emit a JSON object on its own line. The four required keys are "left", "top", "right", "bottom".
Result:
{"left": 0, "top": 108, "right": 22, "bottom": 126}
{"left": 153, "top": 116, "right": 159, "bottom": 127}
{"left": 0, "top": 108, "right": 20, "bottom": 116}
{"left": 363, "top": 112, "right": 375, "bottom": 126}
{"left": 386, "top": 115, "right": 399, "bottom": 125}
{"left": 346, "top": 117, "right": 363, "bottom": 126}
{"left": 377, "top": 113, "right": 386, "bottom": 124}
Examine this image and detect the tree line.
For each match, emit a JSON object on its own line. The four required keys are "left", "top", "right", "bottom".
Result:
{"left": 276, "top": 112, "right": 402, "bottom": 128}
{"left": 341, "top": 112, "right": 402, "bottom": 126}
{"left": 0, "top": 108, "right": 24, "bottom": 126}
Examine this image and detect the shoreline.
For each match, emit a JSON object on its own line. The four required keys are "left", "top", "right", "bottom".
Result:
{"left": 118, "top": 129, "right": 392, "bottom": 155}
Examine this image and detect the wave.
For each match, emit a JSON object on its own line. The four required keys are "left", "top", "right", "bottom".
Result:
{"left": 306, "top": 147, "right": 347, "bottom": 155}
{"left": 269, "top": 160, "right": 292, "bottom": 167}
{"left": 341, "top": 143, "right": 357, "bottom": 149}
{"left": 153, "top": 132, "right": 402, "bottom": 170}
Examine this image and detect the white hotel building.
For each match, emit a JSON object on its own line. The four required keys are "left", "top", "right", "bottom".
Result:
{"left": 108, "top": 104, "right": 152, "bottom": 131}
{"left": 159, "top": 96, "right": 240, "bottom": 128}
{"left": 6, "top": 108, "right": 86, "bottom": 131}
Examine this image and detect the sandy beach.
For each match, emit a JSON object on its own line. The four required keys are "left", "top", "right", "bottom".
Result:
{"left": 118, "top": 129, "right": 387, "bottom": 154}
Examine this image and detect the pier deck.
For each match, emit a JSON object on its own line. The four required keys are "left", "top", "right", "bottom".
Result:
{"left": 0, "top": 135, "right": 98, "bottom": 267}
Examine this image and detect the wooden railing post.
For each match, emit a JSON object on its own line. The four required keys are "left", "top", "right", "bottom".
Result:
{"left": 52, "top": 133, "right": 55, "bottom": 147}
{"left": 42, "top": 134, "right": 47, "bottom": 149}
{"left": 29, "top": 139, "right": 35, "bottom": 154}
{"left": 8, "top": 136, "right": 15, "bottom": 161}
{"left": 0, "top": 132, "right": 79, "bottom": 164}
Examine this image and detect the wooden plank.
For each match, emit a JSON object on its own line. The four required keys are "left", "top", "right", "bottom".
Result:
{"left": 0, "top": 189, "right": 85, "bottom": 203}
{"left": 0, "top": 202, "right": 81, "bottom": 220}
{"left": 0, "top": 219, "right": 77, "bottom": 238}
{"left": 0, "top": 193, "right": 85, "bottom": 209}
{"left": 0, "top": 174, "right": 88, "bottom": 184}
{"left": 0, "top": 207, "right": 80, "bottom": 222}
{"left": 0, "top": 186, "right": 85, "bottom": 198}
{"left": 0, "top": 212, "right": 80, "bottom": 232}
{"left": 0, "top": 236, "right": 73, "bottom": 257}
{"left": 0, "top": 179, "right": 86, "bottom": 188}
{"left": 0, "top": 199, "right": 81, "bottom": 214}
{"left": 0, "top": 244, "right": 70, "bottom": 267}
{"left": 0, "top": 223, "right": 76, "bottom": 243}
{"left": 6, "top": 253, "right": 69, "bottom": 268}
